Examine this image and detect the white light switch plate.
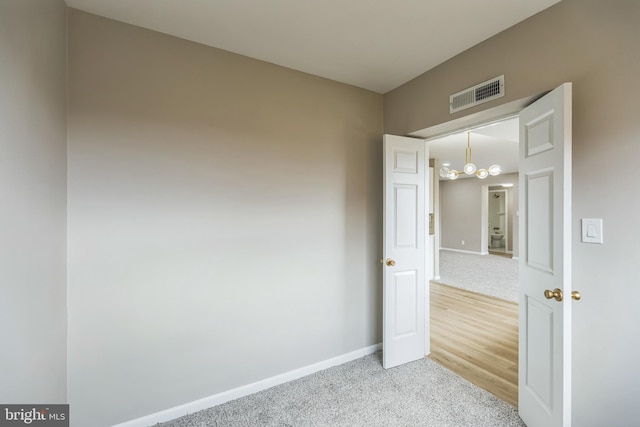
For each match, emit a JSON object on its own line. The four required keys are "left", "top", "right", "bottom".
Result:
{"left": 581, "top": 218, "right": 603, "bottom": 244}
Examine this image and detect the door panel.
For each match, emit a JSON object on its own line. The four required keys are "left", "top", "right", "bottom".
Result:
{"left": 394, "top": 184, "right": 418, "bottom": 248}
{"left": 383, "top": 134, "right": 427, "bottom": 369}
{"left": 524, "top": 296, "right": 554, "bottom": 409}
{"left": 525, "top": 170, "right": 554, "bottom": 273}
{"left": 393, "top": 271, "right": 418, "bottom": 336}
{"left": 519, "top": 83, "right": 572, "bottom": 427}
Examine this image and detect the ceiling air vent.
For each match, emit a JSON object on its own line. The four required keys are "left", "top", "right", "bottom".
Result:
{"left": 449, "top": 75, "right": 505, "bottom": 114}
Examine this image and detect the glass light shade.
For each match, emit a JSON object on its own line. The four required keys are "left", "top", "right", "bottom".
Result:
{"left": 439, "top": 167, "right": 450, "bottom": 178}
{"left": 463, "top": 163, "right": 477, "bottom": 175}
{"left": 448, "top": 170, "right": 460, "bottom": 180}
{"left": 476, "top": 169, "right": 489, "bottom": 179}
{"left": 488, "top": 165, "right": 502, "bottom": 176}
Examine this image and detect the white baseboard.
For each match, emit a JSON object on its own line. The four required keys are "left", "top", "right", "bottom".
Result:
{"left": 440, "top": 247, "right": 485, "bottom": 255}
{"left": 113, "top": 343, "right": 382, "bottom": 427}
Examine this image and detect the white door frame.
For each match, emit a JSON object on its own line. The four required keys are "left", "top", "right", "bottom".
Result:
{"left": 410, "top": 91, "right": 564, "bottom": 405}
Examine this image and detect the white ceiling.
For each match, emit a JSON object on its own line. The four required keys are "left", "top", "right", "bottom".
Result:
{"left": 65, "top": 0, "right": 561, "bottom": 94}
{"left": 429, "top": 117, "right": 519, "bottom": 176}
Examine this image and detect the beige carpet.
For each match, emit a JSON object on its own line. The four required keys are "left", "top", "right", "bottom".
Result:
{"left": 437, "top": 250, "right": 519, "bottom": 302}
{"left": 157, "top": 352, "right": 524, "bottom": 427}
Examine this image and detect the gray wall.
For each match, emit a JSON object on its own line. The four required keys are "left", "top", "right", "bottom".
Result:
{"left": 439, "top": 173, "right": 518, "bottom": 255}
{"left": 385, "top": 0, "right": 640, "bottom": 425}
{"left": 0, "top": 0, "right": 68, "bottom": 403}
{"left": 67, "top": 10, "right": 383, "bottom": 426}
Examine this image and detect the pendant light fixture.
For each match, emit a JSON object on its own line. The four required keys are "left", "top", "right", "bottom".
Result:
{"left": 439, "top": 132, "right": 501, "bottom": 180}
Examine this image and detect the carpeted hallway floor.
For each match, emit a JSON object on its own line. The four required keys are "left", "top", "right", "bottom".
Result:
{"left": 437, "top": 250, "right": 519, "bottom": 302}
{"left": 157, "top": 352, "right": 525, "bottom": 427}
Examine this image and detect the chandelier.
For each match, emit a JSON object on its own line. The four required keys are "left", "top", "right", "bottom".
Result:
{"left": 439, "top": 132, "right": 501, "bottom": 180}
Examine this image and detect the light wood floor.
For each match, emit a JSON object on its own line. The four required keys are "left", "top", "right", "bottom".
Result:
{"left": 429, "top": 281, "right": 519, "bottom": 407}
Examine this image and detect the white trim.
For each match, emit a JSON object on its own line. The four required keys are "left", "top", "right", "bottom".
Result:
{"left": 112, "top": 343, "right": 382, "bottom": 427}
{"left": 410, "top": 97, "right": 536, "bottom": 140}
{"left": 481, "top": 185, "right": 489, "bottom": 253}
{"left": 440, "top": 247, "right": 486, "bottom": 256}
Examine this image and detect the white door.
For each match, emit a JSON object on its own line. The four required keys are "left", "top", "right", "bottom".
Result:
{"left": 382, "top": 134, "right": 427, "bottom": 369}
{"left": 519, "top": 83, "right": 572, "bottom": 427}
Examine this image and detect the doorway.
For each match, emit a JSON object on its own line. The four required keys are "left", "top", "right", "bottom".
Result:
{"left": 384, "top": 84, "right": 573, "bottom": 426}
{"left": 425, "top": 115, "right": 521, "bottom": 405}
{"left": 487, "top": 185, "right": 513, "bottom": 256}
{"left": 488, "top": 189, "right": 508, "bottom": 253}
{"left": 429, "top": 116, "right": 519, "bottom": 296}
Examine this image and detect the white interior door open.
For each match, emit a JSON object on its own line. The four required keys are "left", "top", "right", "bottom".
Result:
{"left": 382, "top": 134, "right": 428, "bottom": 369}
{"left": 518, "top": 83, "right": 573, "bottom": 427}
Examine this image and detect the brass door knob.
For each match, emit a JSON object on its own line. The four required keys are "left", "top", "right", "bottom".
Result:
{"left": 544, "top": 288, "right": 563, "bottom": 302}
{"left": 571, "top": 291, "right": 581, "bottom": 301}
{"left": 385, "top": 258, "right": 396, "bottom": 267}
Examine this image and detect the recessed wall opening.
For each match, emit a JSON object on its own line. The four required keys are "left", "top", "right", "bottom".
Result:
{"left": 419, "top": 110, "right": 523, "bottom": 407}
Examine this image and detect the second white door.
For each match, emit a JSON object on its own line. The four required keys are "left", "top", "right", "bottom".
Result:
{"left": 382, "top": 134, "right": 428, "bottom": 369}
